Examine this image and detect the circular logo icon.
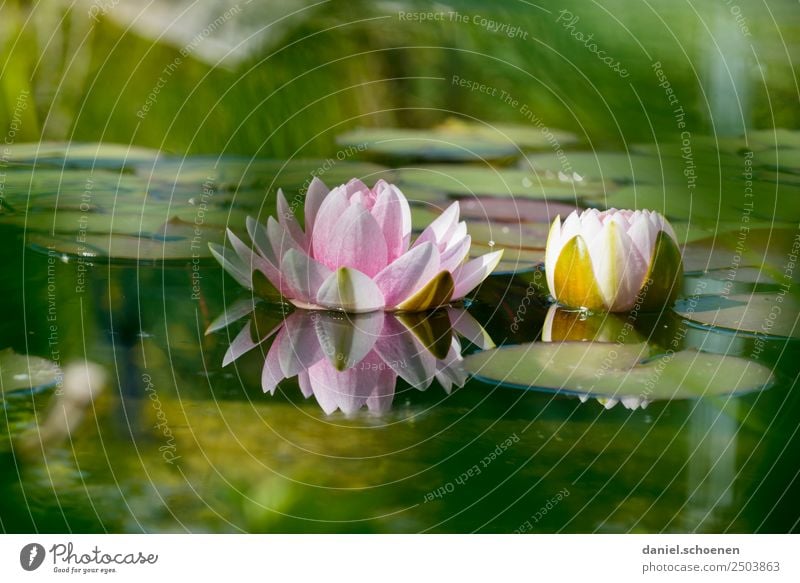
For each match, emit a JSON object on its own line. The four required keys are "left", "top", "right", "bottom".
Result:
{"left": 20, "top": 543, "right": 46, "bottom": 571}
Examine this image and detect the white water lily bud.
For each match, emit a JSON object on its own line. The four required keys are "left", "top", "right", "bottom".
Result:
{"left": 545, "top": 209, "right": 683, "bottom": 312}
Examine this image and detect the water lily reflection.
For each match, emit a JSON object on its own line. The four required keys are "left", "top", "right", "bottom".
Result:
{"left": 541, "top": 304, "right": 645, "bottom": 344}
{"left": 209, "top": 304, "right": 493, "bottom": 415}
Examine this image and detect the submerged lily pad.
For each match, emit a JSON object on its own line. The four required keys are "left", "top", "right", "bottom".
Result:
{"left": 675, "top": 293, "right": 800, "bottom": 339}
{"left": 0, "top": 348, "right": 62, "bottom": 395}
{"left": 465, "top": 341, "right": 774, "bottom": 400}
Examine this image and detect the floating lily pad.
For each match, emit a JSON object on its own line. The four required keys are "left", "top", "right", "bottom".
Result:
{"left": 675, "top": 293, "right": 800, "bottom": 339}
{"left": 396, "top": 166, "right": 608, "bottom": 200}
{"left": 141, "top": 157, "right": 391, "bottom": 191}
{"left": 459, "top": 198, "right": 582, "bottom": 223}
{"left": 465, "top": 341, "right": 774, "bottom": 400}
{"left": 337, "top": 121, "right": 579, "bottom": 162}
{"left": 27, "top": 230, "right": 225, "bottom": 262}
{"left": 466, "top": 122, "right": 579, "bottom": 150}
{"left": 748, "top": 128, "right": 800, "bottom": 150}
{"left": 0, "top": 348, "right": 62, "bottom": 395}
{"left": 520, "top": 151, "right": 669, "bottom": 183}
{"left": 584, "top": 184, "right": 748, "bottom": 222}
{"left": 681, "top": 228, "right": 800, "bottom": 275}
{"left": 0, "top": 142, "right": 161, "bottom": 169}
{"left": 336, "top": 127, "right": 518, "bottom": 162}
{"left": 752, "top": 149, "right": 800, "bottom": 174}
{"left": 470, "top": 244, "right": 542, "bottom": 274}
{"left": 466, "top": 221, "right": 549, "bottom": 249}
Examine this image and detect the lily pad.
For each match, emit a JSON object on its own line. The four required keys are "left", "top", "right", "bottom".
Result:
{"left": 584, "top": 184, "right": 750, "bottom": 223}
{"left": 336, "top": 127, "right": 518, "bottom": 162}
{"left": 752, "top": 149, "right": 800, "bottom": 174}
{"left": 0, "top": 348, "right": 62, "bottom": 395}
{"left": 0, "top": 142, "right": 161, "bottom": 169}
{"left": 520, "top": 151, "right": 668, "bottom": 183}
{"left": 748, "top": 128, "right": 800, "bottom": 150}
{"left": 27, "top": 230, "right": 224, "bottom": 262}
{"left": 681, "top": 228, "right": 800, "bottom": 275}
{"left": 459, "top": 198, "right": 582, "bottom": 223}
{"left": 675, "top": 293, "right": 800, "bottom": 339}
{"left": 396, "top": 166, "right": 609, "bottom": 200}
{"left": 141, "top": 157, "right": 391, "bottom": 191}
{"left": 465, "top": 341, "right": 774, "bottom": 400}
{"left": 465, "top": 221, "right": 549, "bottom": 249}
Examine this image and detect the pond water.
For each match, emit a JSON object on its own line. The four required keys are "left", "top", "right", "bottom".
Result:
{"left": 0, "top": 0, "right": 798, "bottom": 533}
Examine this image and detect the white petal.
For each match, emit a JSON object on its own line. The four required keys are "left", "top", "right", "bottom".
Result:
{"left": 589, "top": 221, "right": 649, "bottom": 311}
{"left": 559, "top": 211, "right": 582, "bottom": 248}
{"left": 544, "top": 215, "right": 562, "bottom": 297}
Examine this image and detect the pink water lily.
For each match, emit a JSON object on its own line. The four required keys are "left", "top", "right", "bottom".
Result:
{"left": 210, "top": 178, "right": 503, "bottom": 312}
{"left": 208, "top": 303, "right": 494, "bottom": 415}
{"left": 545, "top": 208, "right": 683, "bottom": 312}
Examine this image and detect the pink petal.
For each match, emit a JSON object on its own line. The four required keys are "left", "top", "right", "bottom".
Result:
{"left": 261, "top": 336, "right": 285, "bottom": 395}
{"left": 365, "top": 367, "right": 397, "bottom": 414}
{"left": 277, "top": 312, "right": 325, "bottom": 377}
{"left": 312, "top": 311, "right": 384, "bottom": 370}
{"left": 344, "top": 178, "right": 369, "bottom": 199}
{"left": 280, "top": 249, "right": 332, "bottom": 303}
{"left": 413, "top": 202, "right": 460, "bottom": 251}
{"left": 451, "top": 250, "right": 504, "bottom": 299}
{"left": 310, "top": 188, "right": 349, "bottom": 260}
{"left": 439, "top": 234, "right": 471, "bottom": 273}
{"left": 307, "top": 351, "right": 384, "bottom": 415}
{"left": 206, "top": 298, "right": 258, "bottom": 335}
{"left": 246, "top": 216, "right": 277, "bottom": 264}
{"left": 267, "top": 217, "right": 302, "bottom": 268}
{"left": 373, "top": 242, "right": 439, "bottom": 308}
{"left": 227, "top": 229, "right": 283, "bottom": 291}
{"left": 371, "top": 184, "right": 412, "bottom": 261}
{"left": 222, "top": 319, "right": 279, "bottom": 366}
{"left": 304, "top": 177, "right": 329, "bottom": 235}
{"left": 313, "top": 202, "right": 388, "bottom": 276}
{"left": 316, "top": 267, "right": 386, "bottom": 313}
{"left": 443, "top": 222, "right": 468, "bottom": 252}
{"left": 434, "top": 337, "right": 468, "bottom": 392}
{"left": 446, "top": 307, "right": 494, "bottom": 350}
{"left": 209, "top": 242, "right": 252, "bottom": 288}
{"left": 277, "top": 188, "right": 308, "bottom": 249}
{"left": 372, "top": 316, "right": 437, "bottom": 389}
{"left": 297, "top": 372, "right": 314, "bottom": 398}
